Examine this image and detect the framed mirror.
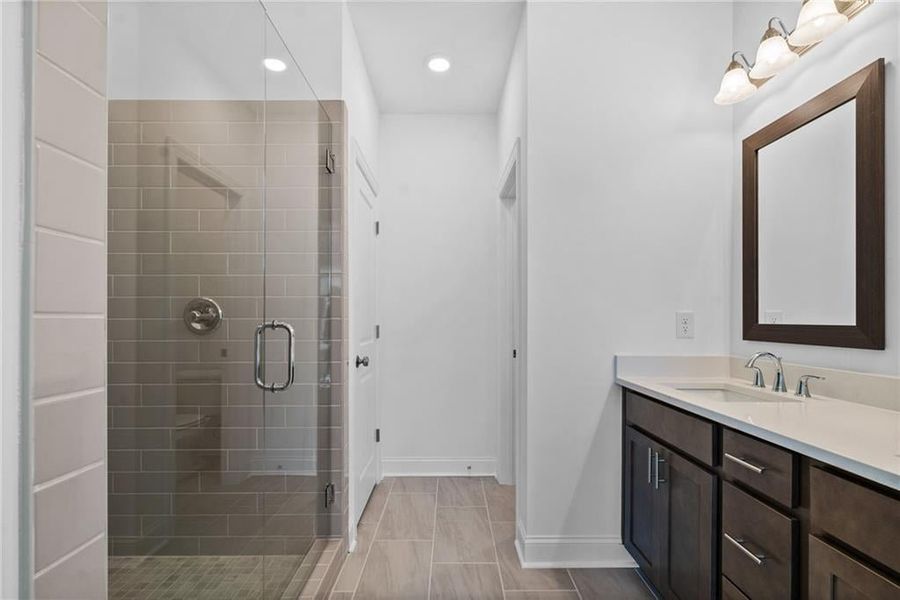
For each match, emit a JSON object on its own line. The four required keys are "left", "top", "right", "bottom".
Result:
{"left": 743, "top": 59, "right": 884, "bottom": 349}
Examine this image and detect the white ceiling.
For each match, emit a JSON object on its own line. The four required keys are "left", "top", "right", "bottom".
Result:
{"left": 348, "top": 1, "right": 524, "bottom": 113}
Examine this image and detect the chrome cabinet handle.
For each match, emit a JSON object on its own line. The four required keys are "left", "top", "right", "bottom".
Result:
{"left": 254, "top": 320, "right": 295, "bottom": 393}
{"left": 654, "top": 451, "right": 666, "bottom": 489}
{"left": 725, "top": 453, "right": 766, "bottom": 474}
{"left": 724, "top": 532, "right": 766, "bottom": 566}
{"left": 647, "top": 447, "right": 653, "bottom": 485}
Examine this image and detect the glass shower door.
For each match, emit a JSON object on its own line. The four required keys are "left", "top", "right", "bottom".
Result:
{"left": 106, "top": 3, "right": 335, "bottom": 599}
{"left": 257, "top": 16, "right": 341, "bottom": 599}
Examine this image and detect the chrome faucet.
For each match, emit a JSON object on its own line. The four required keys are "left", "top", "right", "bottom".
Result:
{"left": 744, "top": 352, "right": 788, "bottom": 392}
{"left": 795, "top": 374, "right": 825, "bottom": 398}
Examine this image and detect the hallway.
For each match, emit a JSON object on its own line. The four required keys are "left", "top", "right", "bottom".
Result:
{"left": 330, "top": 477, "right": 653, "bottom": 599}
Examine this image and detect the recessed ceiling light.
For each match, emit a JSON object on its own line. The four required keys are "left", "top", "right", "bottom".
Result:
{"left": 427, "top": 56, "right": 451, "bottom": 73}
{"left": 263, "top": 58, "right": 287, "bottom": 73}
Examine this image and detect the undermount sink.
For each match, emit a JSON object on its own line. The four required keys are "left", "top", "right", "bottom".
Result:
{"left": 668, "top": 383, "right": 802, "bottom": 404}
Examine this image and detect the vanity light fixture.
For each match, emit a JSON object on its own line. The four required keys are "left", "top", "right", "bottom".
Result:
{"left": 714, "top": 52, "right": 757, "bottom": 106}
{"left": 427, "top": 56, "right": 451, "bottom": 73}
{"left": 749, "top": 18, "right": 799, "bottom": 80}
{"left": 715, "top": 0, "right": 870, "bottom": 105}
{"left": 263, "top": 58, "right": 287, "bottom": 73}
{"left": 788, "top": 0, "right": 848, "bottom": 47}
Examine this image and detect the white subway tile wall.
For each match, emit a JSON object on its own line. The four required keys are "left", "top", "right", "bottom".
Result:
{"left": 31, "top": 2, "right": 109, "bottom": 598}
{"left": 105, "top": 98, "right": 346, "bottom": 580}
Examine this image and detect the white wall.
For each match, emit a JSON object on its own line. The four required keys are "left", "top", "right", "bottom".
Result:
{"left": 341, "top": 4, "right": 380, "bottom": 168}
{"left": 495, "top": 8, "right": 527, "bottom": 498}
{"left": 378, "top": 114, "right": 500, "bottom": 475}
{"left": 497, "top": 10, "right": 526, "bottom": 173}
{"left": 108, "top": 1, "right": 340, "bottom": 101}
{"left": 265, "top": 1, "right": 343, "bottom": 101}
{"left": 730, "top": 2, "right": 900, "bottom": 375}
{"left": 522, "top": 2, "right": 732, "bottom": 565}
{"left": 1, "top": 2, "right": 25, "bottom": 595}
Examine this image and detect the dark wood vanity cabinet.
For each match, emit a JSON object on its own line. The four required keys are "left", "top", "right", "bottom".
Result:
{"left": 623, "top": 395, "right": 717, "bottom": 600}
{"left": 808, "top": 535, "right": 899, "bottom": 600}
{"left": 622, "top": 388, "right": 900, "bottom": 600}
{"left": 623, "top": 426, "right": 662, "bottom": 580}
{"left": 658, "top": 449, "right": 717, "bottom": 600}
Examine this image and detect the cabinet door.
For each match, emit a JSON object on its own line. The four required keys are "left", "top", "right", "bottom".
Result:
{"left": 623, "top": 426, "right": 661, "bottom": 582}
{"left": 809, "top": 535, "right": 899, "bottom": 600}
{"left": 658, "top": 449, "right": 717, "bottom": 600}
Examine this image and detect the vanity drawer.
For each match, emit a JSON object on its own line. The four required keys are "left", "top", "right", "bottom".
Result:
{"left": 810, "top": 466, "right": 900, "bottom": 574}
{"left": 722, "top": 482, "right": 797, "bottom": 599}
{"left": 624, "top": 390, "right": 714, "bottom": 466}
{"left": 723, "top": 428, "right": 797, "bottom": 507}
{"left": 808, "top": 535, "right": 899, "bottom": 599}
{"left": 721, "top": 577, "right": 750, "bottom": 600}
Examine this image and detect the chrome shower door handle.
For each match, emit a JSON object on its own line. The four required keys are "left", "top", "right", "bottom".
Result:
{"left": 254, "top": 320, "right": 296, "bottom": 393}
{"left": 254, "top": 323, "right": 266, "bottom": 390}
{"left": 273, "top": 320, "right": 296, "bottom": 392}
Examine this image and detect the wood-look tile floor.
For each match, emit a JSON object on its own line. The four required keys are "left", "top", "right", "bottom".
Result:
{"left": 330, "top": 477, "right": 654, "bottom": 600}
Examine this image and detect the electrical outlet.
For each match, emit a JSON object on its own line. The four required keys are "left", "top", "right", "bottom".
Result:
{"left": 676, "top": 311, "right": 694, "bottom": 339}
{"left": 764, "top": 310, "right": 783, "bottom": 324}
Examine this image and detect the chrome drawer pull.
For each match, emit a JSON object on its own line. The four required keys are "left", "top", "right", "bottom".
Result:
{"left": 724, "top": 453, "right": 766, "bottom": 474}
{"left": 724, "top": 533, "right": 766, "bottom": 566}
{"left": 654, "top": 452, "right": 666, "bottom": 489}
{"left": 647, "top": 447, "right": 653, "bottom": 485}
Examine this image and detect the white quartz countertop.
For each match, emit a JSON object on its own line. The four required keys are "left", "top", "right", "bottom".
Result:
{"left": 616, "top": 374, "right": 900, "bottom": 491}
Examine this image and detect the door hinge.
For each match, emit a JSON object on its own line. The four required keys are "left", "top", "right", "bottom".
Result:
{"left": 375, "top": 221, "right": 380, "bottom": 236}
{"left": 324, "top": 482, "right": 335, "bottom": 508}
{"left": 375, "top": 428, "right": 381, "bottom": 443}
{"left": 375, "top": 324, "right": 381, "bottom": 339}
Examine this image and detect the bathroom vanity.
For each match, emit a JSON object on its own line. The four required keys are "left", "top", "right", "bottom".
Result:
{"left": 616, "top": 358, "right": 899, "bottom": 600}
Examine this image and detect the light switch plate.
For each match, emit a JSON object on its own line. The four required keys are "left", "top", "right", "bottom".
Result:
{"left": 676, "top": 311, "right": 694, "bottom": 339}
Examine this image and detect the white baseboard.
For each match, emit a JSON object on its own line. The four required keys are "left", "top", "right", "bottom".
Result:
{"left": 381, "top": 457, "right": 496, "bottom": 477}
{"left": 514, "top": 521, "right": 637, "bottom": 569}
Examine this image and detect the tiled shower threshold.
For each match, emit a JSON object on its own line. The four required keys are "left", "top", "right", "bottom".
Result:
{"left": 107, "top": 537, "right": 345, "bottom": 600}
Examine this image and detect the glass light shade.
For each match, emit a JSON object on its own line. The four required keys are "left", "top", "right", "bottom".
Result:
{"left": 749, "top": 31, "right": 799, "bottom": 79}
{"left": 788, "top": 0, "right": 848, "bottom": 46}
{"left": 714, "top": 62, "right": 757, "bottom": 106}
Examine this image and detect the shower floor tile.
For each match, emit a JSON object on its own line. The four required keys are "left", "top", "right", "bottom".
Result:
{"left": 108, "top": 554, "right": 306, "bottom": 600}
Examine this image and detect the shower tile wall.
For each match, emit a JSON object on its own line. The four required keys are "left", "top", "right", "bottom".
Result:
{"left": 31, "top": 1, "right": 108, "bottom": 597}
{"left": 107, "top": 99, "right": 345, "bottom": 557}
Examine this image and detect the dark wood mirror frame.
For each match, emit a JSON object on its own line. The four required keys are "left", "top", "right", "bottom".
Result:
{"left": 743, "top": 58, "right": 885, "bottom": 349}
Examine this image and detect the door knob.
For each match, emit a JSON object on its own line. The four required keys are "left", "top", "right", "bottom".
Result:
{"left": 355, "top": 355, "right": 370, "bottom": 368}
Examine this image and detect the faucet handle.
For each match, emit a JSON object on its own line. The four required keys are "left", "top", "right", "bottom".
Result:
{"left": 746, "top": 365, "right": 765, "bottom": 388}
{"left": 795, "top": 374, "right": 825, "bottom": 398}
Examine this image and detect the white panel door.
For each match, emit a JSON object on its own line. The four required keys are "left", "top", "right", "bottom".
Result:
{"left": 350, "top": 159, "right": 378, "bottom": 528}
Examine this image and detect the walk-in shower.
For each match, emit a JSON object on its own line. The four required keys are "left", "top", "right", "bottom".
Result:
{"left": 105, "top": 3, "right": 345, "bottom": 598}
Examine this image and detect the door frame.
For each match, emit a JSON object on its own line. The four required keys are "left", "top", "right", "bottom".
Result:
{"left": 497, "top": 138, "right": 525, "bottom": 487}
{"left": 347, "top": 137, "right": 380, "bottom": 550}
